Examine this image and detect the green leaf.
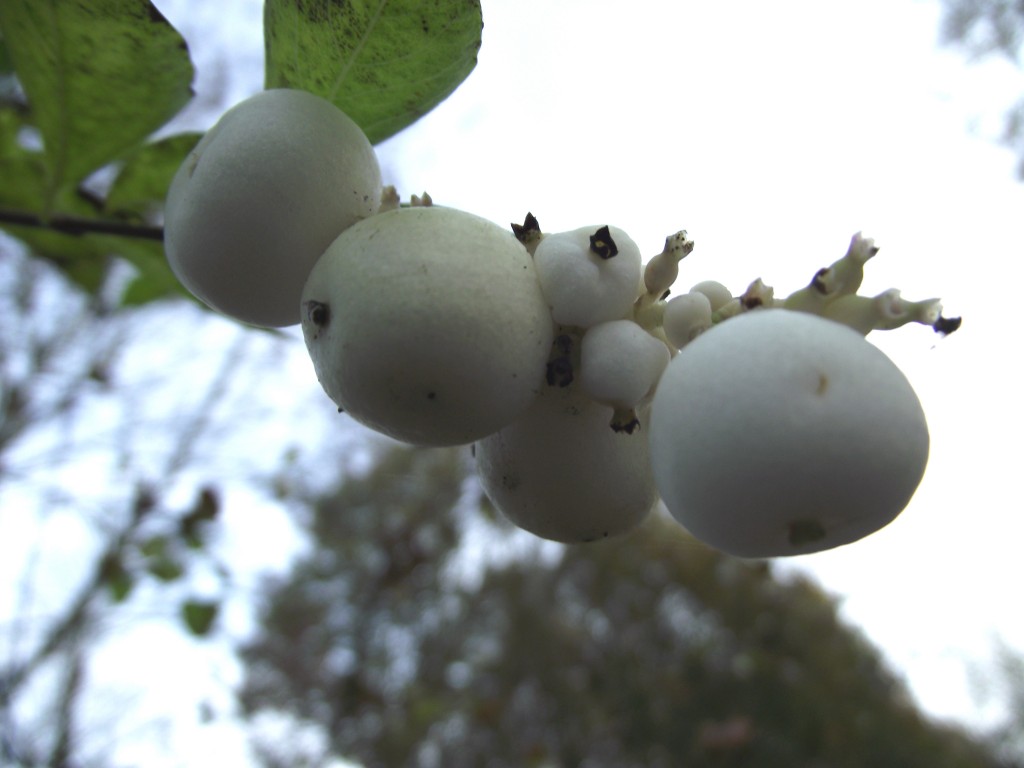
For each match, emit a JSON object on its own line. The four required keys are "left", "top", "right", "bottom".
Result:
{"left": 88, "top": 233, "right": 189, "bottom": 306}
{"left": 190, "top": 487, "right": 220, "bottom": 523}
{"left": 100, "top": 554, "right": 133, "bottom": 603}
{"left": 117, "top": 251, "right": 187, "bottom": 306}
{"left": 0, "top": 105, "right": 188, "bottom": 307}
{"left": 179, "top": 487, "right": 220, "bottom": 549}
{"left": 0, "top": 0, "right": 194, "bottom": 210}
{"left": 105, "top": 132, "right": 200, "bottom": 220}
{"left": 0, "top": 35, "right": 19, "bottom": 102}
{"left": 2, "top": 224, "right": 110, "bottom": 291}
{"left": 0, "top": 106, "right": 182, "bottom": 302}
{"left": 0, "top": 218, "right": 186, "bottom": 303}
{"left": 147, "top": 556, "right": 185, "bottom": 582}
{"left": 182, "top": 599, "right": 219, "bottom": 637}
{"left": 139, "top": 535, "right": 169, "bottom": 559}
{"left": 141, "top": 535, "right": 185, "bottom": 582}
{"left": 0, "top": 107, "right": 47, "bottom": 210}
{"left": 264, "top": 0, "right": 482, "bottom": 144}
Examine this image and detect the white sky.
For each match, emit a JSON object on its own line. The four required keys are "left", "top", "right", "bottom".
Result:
{"left": 5, "top": 0, "right": 1024, "bottom": 764}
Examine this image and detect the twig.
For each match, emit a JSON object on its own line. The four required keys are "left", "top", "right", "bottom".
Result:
{"left": 48, "top": 648, "right": 85, "bottom": 767}
{"left": 0, "top": 207, "right": 164, "bottom": 241}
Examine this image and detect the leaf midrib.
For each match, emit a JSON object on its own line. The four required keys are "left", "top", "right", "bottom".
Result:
{"left": 329, "top": 0, "right": 388, "bottom": 102}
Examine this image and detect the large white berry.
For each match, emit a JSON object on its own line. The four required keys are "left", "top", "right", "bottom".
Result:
{"left": 164, "top": 88, "right": 382, "bottom": 327}
{"left": 301, "top": 206, "right": 554, "bottom": 447}
{"left": 649, "top": 309, "right": 929, "bottom": 557}
{"left": 474, "top": 381, "right": 657, "bottom": 543}
{"left": 533, "top": 225, "right": 641, "bottom": 328}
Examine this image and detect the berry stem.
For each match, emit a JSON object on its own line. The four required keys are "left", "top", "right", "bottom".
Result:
{"left": 641, "top": 230, "right": 694, "bottom": 300}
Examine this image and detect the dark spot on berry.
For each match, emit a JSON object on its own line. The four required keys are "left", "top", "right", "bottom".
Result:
{"left": 553, "top": 334, "right": 573, "bottom": 354}
{"left": 305, "top": 300, "right": 330, "bottom": 328}
{"left": 546, "top": 359, "right": 573, "bottom": 387}
{"left": 589, "top": 225, "right": 618, "bottom": 259}
{"left": 545, "top": 334, "right": 574, "bottom": 387}
{"left": 427, "top": 391, "right": 437, "bottom": 400}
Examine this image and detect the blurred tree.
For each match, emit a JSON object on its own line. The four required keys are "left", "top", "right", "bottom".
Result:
{"left": 0, "top": 236, "right": 307, "bottom": 765}
{"left": 941, "top": 0, "right": 1024, "bottom": 60}
{"left": 940, "top": 0, "right": 1024, "bottom": 176}
{"left": 239, "top": 445, "right": 1013, "bottom": 768}
{"left": 991, "top": 648, "right": 1024, "bottom": 763}
{"left": 973, "top": 640, "right": 1024, "bottom": 765}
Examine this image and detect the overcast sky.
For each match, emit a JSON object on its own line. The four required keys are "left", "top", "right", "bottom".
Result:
{"left": 26, "top": 0, "right": 1024, "bottom": 763}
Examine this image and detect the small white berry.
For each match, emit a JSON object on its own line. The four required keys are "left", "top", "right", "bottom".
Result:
{"left": 475, "top": 381, "right": 657, "bottom": 543}
{"left": 688, "top": 280, "right": 733, "bottom": 312}
{"left": 533, "top": 225, "right": 642, "bottom": 328}
{"left": 580, "top": 320, "right": 670, "bottom": 409}
{"left": 662, "top": 292, "right": 713, "bottom": 349}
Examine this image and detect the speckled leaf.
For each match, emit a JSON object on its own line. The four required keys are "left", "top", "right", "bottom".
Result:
{"left": 0, "top": 0, "right": 193, "bottom": 210}
{"left": 264, "top": 0, "right": 482, "bottom": 144}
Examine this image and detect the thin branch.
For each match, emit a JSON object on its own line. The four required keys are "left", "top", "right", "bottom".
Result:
{"left": 48, "top": 648, "right": 85, "bottom": 768}
{"left": 0, "top": 543, "right": 107, "bottom": 704}
{"left": 4, "top": 536, "right": 43, "bottom": 704}
{"left": 162, "top": 328, "right": 252, "bottom": 478}
{"left": 0, "top": 207, "right": 164, "bottom": 242}
{"left": 0, "top": 324, "right": 253, "bottom": 701}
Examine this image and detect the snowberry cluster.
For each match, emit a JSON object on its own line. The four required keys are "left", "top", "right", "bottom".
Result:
{"left": 164, "top": 88, "right": 961, "bottom": 558}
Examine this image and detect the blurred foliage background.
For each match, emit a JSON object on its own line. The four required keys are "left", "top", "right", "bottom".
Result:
{"left": 240, "top": 445, "right": 1019, "bottom": 768}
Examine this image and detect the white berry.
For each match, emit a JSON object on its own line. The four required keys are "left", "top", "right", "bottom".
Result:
{"left": 533, "top": 225, "right": 641, "bottom": 328}
{"left": 301, "top": 206, "right": 554, "bottom": 447}
{"left": 164, "top": 89, "right": 382, "bottom": 327}
{"left": 474, "top": 382, "right": 656, "bottom": 543}
{"left": 662, "top": 292, "right": 713, "bottom": 349}
{"left": 580, "top": 320, "right": 670, "bottom": 409}
{"left": 649, "top": 309, "right": 930, "bottom": 557}
{"left": 688, "top": 280, "right": 733, "bottom": 312}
